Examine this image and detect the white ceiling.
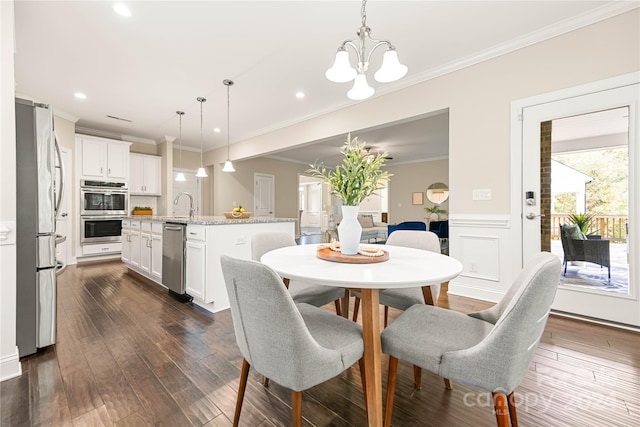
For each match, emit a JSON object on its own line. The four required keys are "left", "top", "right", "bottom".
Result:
{"left": 13, "top": 1, "right": 634, "bottom": 166}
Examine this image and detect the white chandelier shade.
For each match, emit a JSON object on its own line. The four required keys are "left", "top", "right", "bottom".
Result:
{"left": 326, "top": 0, "right": 407, "bottom": 100}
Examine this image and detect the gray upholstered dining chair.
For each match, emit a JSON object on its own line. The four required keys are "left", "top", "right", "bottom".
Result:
{"left": 352, "top": 230, "right": 442, "bottom": 326}
{"left": 220, "top": 255, "right": 365, "bottom": 427}
{"left": 381, "top": 252, "right": 561, "bottom": 427}
{"left": 252, "top": 232, "right": 347, "bottom": 315}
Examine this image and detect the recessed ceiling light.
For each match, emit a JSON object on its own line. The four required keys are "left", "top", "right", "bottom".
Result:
{"left": 74, "top": 92, "right": 87, "bottom": 100}
{"left": 113, "top": 3, "right": 131, "bottom": 17}
{"left": 295, "top": 91, "right": 305, "bottom": 99}
{"left": 213, "top": 128, "right": 221, "bottom": 133}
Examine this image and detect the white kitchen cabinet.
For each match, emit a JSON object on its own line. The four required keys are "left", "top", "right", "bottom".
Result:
{"left": 130, "top": 153, "right": 161, "bottom": 195}
{"left": 78, "top": 136, "right": 130, "bottom": 180}
{"left": 121, "top": 220, "right": 131, "bottom": 263}
{"left": 150, "top": 232, "right": 162, "bottom": 281}
{"left": 185, "top": 239, "right": 206, "bottom": 300}
{"left": 123, "top": 219, "right": 162, "bottom": 284}
{"left": 129, "top": 220, "right": 141, "bottom": 268}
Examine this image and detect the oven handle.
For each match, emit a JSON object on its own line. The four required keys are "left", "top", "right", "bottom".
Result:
{"left": 81, "top": 216, "right": 125, "bottom": 220}
{"left": 80, "top": 189, "right": 129, "bottom": 194}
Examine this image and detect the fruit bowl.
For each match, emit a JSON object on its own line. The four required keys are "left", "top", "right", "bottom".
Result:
{"left": 224, "top": 212, "right": 251, "bottom": 219}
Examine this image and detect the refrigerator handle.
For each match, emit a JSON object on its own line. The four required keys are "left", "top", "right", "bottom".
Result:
{"left": 54, "top": 131, "right": 64, "bottom": 220}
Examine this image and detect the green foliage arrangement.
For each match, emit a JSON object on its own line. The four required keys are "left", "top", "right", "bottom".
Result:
{"left": 568, "top": 212, "right": 594, "bottom": 235}
{"left": 425, "top": 205, "right": 447, "bottom": 216}
{"left": 308, "top": 134, "right": 391, "bottom": 206}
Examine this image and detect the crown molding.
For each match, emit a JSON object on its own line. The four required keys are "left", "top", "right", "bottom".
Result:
{"left": 75, "top": 126, "right": 123, "bottom": 141}
{"left": 53, "top": 109, "right": 79, "bottom": 123}
{"left": 240, "top": 2, "right": 639, "bottom": 144}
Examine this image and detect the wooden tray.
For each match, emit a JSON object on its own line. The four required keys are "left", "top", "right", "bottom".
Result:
{"left": 316, "top": 246, "right": 389, "bottom": 264}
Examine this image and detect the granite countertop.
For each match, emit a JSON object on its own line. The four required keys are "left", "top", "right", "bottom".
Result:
{"left": 126, "top": 215, "right": 296, "bottom": 225}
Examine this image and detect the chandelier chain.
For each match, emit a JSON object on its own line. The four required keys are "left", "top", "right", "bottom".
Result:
{"left": 361, "top": 0, "right": 367, "bottom": 27}
{"left": 227, "top": 83, "right": 230, "bottom": 157}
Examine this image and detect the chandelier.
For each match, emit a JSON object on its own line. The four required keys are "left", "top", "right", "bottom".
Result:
{"left": 325, "top": 0, "right": 407, "bottom": 100}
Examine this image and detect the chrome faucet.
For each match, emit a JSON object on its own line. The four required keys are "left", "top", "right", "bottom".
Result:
{"left": 174, "top": 192, "right": 195, "bottom": 219}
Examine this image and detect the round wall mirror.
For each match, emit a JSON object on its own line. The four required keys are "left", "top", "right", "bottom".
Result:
{"left": 426, "top": 182, "right": 449, "bottom": 204}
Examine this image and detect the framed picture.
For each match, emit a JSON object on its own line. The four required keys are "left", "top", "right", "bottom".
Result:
{"left": 412, "top": 192, "right": 424, "bottom": 205}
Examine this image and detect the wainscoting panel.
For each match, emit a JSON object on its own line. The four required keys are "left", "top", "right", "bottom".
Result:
{"left": 448, "top": 214, "right": 514, "bottom": 303}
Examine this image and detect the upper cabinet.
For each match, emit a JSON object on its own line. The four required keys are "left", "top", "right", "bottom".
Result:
{"left": 78, "top": 135, "right": 130, "bottom": 181}
{"left": 130, "top": 153, "right": 161, "bottom": 196}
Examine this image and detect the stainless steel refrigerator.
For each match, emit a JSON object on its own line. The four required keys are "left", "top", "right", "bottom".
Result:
{"left": 15, "top": 98, "right": 63, "bottom": 358}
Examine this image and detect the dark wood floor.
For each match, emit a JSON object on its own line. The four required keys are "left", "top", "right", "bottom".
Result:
{"left": 2, "top": 261, "right": 639, "bottom": 426}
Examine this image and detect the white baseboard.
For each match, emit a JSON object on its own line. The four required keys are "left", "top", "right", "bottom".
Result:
{"left": 448, "top": 279, "right": 503, "bottom": 304}
{"left": 0, "top": 347, "right": 22, "bottom": 382}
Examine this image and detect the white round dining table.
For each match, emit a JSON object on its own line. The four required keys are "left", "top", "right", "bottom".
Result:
{"left": 261, "top": 243, "right": 463, "bottom": 427}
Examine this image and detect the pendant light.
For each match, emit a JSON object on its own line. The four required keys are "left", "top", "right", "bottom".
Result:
{"left": 175, "top": 111, "right": 186, "bottom": 182}
{"left": 195, "top": 96, "right": 208, "bottom": 178}
{"left": 221, "top": 79, "right": 235, "bottom": 172}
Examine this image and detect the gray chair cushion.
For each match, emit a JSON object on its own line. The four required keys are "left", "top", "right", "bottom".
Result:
{"left": 562, "top": 223, "right": 586, "bottom": 240}
{"left": 297, "top": 303, "right": 363, "bottom": 367}
{"left": 289, "top": 281, "right": 346, "bottom": 307}
{"left": 252, "top": 232, "right": 346, "bottom": 309}
{"left": 381, "top": 304, "right": 493, "bottom": 373}
{"left": 351, "top": 230, "right": 442, "bottom": 310}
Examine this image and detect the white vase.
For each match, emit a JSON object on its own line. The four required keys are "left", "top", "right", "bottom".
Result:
{"left": 338, "top": 205, "right": 362, "bottom": 255}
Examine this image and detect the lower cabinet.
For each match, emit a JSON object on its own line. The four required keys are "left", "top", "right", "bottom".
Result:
{"left": 123, "top": 219, "right": 162, "bottom": 285}
{"left": 185, "top": 239, "right": 206, "bottom": 300}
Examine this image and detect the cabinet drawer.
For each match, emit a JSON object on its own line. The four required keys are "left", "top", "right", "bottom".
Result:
{"left": 186, "top": 226, "right": 206, "bottom": 242}
{"left": 141, "top": 221, "right": 152, "bottom": 232}
{"left": 82, "top": 242, "right": 122, "bottom": 255}
{"left": 152, "top": 222, "right": 163, "bottom": 235}
{"left": 122, "top": 219, "right": 131, "bottom": 229}
{"left": 130, "top": 220, "right": 141, "bottom": 230}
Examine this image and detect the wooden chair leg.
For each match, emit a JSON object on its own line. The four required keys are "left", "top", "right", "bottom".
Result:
{"left": 413, "top": 365, "right": 422, "bottom": 390}
{"left": 384, "top": 356, "right": 399, "bottom": 427}
{"left": 334, "top": 299, "right": 342, "bottom": 316}
{"left": 384, "top": 306, "right": 389, "bottom": 328}
{"left": 292, "top": 390, "right": 303, "bottom": 427}
{"left": 262, "top": 376, "right": 270, "bottom": 387}
{"left": 353, "top": 297, "right": 360, "bottom": 322}
{"left": 492, "top": 392, "right": 510, "bottom": 427}
{"left": 443, "top": 378, "right": 453, "bottom": 390}
{"left": 507, "top": 392, "right": 518, "bottom": 427}
{"left": 358, "top": 358, "right": 367, "bottom": 411}
{"left": 234, "top": 358, "right": 250, "bottom": 427}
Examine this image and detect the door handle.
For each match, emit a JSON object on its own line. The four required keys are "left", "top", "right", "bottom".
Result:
{"left": 525, "top": 213, "right": 545, "bottom": 220}
{"left": 61, "top": 212, "right": 68, "bottom": 217}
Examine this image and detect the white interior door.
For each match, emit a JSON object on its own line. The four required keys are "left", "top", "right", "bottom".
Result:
{"left": 521, "top": 83, "right": 639, "bottom": 326}
{"left": 254, "top": 173, "right": 275, "bottom": 218}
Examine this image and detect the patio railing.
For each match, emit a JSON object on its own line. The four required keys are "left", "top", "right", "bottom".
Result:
{"left": 551, "top": 214, "right": 628, "bottom": 242}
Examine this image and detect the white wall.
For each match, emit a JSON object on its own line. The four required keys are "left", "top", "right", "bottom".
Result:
{"left": 0, "top": 0, "right": 21, "bottom": 381}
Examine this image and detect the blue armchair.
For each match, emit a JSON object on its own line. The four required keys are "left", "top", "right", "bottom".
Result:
{"left": 387, "top": 221, "right": 427, "bottom": 236}
{"left": 429, "top": 220, "right": 449, "bottom": 239}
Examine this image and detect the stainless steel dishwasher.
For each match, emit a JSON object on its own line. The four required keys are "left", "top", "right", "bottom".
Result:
{"left": 162, "top": 223, "right": 193, "bottom": 302}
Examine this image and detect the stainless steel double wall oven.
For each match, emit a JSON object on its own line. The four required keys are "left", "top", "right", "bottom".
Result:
{"left": 80, "top": 180, "right": 127, "bottom": 244}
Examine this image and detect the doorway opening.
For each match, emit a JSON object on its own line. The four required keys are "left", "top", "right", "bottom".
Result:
{"left": 542, "top": 107, "right": 629, "bottom": 294}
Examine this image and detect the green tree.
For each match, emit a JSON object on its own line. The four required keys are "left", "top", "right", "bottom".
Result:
{"left": 553, "top": 147, "right": 628, "bottom": 216}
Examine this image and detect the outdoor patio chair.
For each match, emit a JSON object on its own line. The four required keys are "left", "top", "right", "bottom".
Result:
{"left": 560, "top": 224, "right": 611, "bottom": 279}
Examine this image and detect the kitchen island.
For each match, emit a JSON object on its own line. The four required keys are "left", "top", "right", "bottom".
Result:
{"left": 122, "top": 216, "right": 295, "bottom": 313}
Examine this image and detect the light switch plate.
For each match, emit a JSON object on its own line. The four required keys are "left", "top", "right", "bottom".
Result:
{"left": 473, "top": 189, "right": 492, "bottom": 201}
